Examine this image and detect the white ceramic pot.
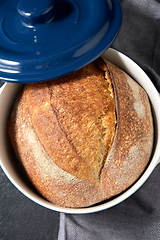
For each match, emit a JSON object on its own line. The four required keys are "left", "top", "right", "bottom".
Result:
{"left": 0, "top": 48, "right": 160, "bottom": 214}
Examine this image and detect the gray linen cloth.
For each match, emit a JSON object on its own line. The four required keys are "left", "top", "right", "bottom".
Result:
{"left": 58, "top": 0, "right": 160, "bottom": 239}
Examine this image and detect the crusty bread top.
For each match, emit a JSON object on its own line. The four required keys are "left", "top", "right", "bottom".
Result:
{"left": 8, "top": 58, "right": 154, "bottom": 208}
{"left": 23, "top": 59, "right": 116, "bottom": 184}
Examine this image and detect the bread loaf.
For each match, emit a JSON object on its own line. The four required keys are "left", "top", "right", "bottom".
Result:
{"left": 8, "top": 58, "right": 154, "bottom": 208}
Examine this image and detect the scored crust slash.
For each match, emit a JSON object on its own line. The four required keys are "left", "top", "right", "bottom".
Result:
{"left": 8, "top": 58, "right": 154, "bottom": 208}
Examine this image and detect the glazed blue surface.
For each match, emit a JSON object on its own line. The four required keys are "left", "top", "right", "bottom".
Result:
{"left": 0, "top": 0, "right": 122, "bottom": 83}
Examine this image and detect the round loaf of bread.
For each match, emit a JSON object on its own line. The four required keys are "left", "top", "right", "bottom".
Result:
{"left": 8, "top": 58, "right": 154, "bottom": 208}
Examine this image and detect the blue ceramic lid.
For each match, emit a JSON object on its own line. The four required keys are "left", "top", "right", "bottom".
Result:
{"left": 0, "top": 0, "right": 122, "bottom": 83}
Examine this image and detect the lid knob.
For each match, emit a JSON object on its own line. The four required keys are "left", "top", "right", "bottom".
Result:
{"left": 17, "top": 0, "right": 55, "bottom": 26}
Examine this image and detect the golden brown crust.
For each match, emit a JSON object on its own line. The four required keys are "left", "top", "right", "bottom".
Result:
{"left": 24, "top": 61, "right": 116, "bottom": 184}
{"left": 8, "top": 58, "right": 154, "bottom": 208}
{"left": 100, "top": 60, "right": 154, "bottom": 196}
